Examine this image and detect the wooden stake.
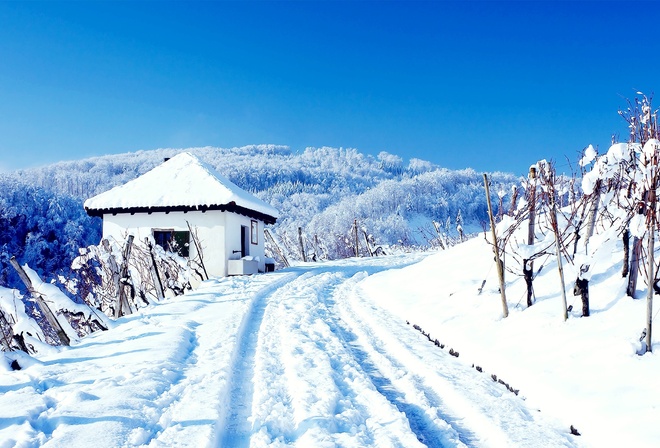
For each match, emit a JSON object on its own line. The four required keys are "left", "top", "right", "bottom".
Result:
{"left": 9, "top": 257, "right": 70, "bottom": 346}
{"left": 526, "top": 167, "right": 537, "bottom": 307}
{"left": 484, "top": 174, "right": 508, "bottom": 318}
{"left": 146, "top": 238, "right": 165, "bottom": 299}
{"left": 116, "top": 235, "right": 134, "bottom": 318}
{"left": 298, "top": 227, "right": 307, "bottom": 262}
{"left": 549, "top": 198, "right": 569, "bottom": 321}
{"left": 646, "top": 228, "right": 654, "bottom": 352}
{"left": 527, "top": 167, "right": 537, "bottom": 246}
{"left": 265, "top": 229, "right": 290, "bottom": 267}
{"left": 646, "top": 189, "right": 656, "bottom": 353}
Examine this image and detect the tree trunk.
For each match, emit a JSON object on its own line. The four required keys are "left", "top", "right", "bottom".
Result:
{"left": 622, "top": 229, "right": 630, "bottom": 278}
{"left": 523, "top": 259, "right": 534, "bottom": 307}
{"left": 627, "top": 236, "right": 642, "bottom": 297}
{"left": 574, "top": 277, "right": 590, "bottom": 317}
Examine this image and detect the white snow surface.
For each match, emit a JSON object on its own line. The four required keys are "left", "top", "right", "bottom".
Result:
{"left": 1, "top": 239, "right": 658, "bottom": 447}
{"left": 83, "top": 152, "right": 279, "bottom": 219}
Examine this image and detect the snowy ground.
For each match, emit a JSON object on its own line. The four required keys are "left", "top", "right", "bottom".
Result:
{"left": 0, "top": 239, "right": 656, "bottom": 447}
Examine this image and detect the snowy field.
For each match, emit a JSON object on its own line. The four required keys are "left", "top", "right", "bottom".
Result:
{"left": 0, "top": 237, "right": 657, "bottom": 447}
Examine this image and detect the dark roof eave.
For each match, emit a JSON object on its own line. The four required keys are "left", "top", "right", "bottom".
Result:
{"left": 85, "top": 203, "right": 277, "bottom": 225}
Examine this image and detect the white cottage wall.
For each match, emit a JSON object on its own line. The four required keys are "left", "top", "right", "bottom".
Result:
{"left": 101, "top": 210, "right": 228, "bottom": 278}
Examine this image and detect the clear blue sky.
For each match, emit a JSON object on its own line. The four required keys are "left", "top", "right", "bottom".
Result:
{"left": 1, "top": 1, "right": 658, "bottom": 176}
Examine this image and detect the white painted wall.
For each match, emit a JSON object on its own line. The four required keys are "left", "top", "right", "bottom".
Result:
{"left": 101, "top": 210, "right": 268, "bottom": 279}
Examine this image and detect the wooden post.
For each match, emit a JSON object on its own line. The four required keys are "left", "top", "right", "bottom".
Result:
{"left": 484, "top": 174, "right": 508, "bottom": 318}
{"left": 646, "top": 225, "right": 654, "bottom": 353}
{"left": 116, "top": 235, "right": 134, "bottom": 318}
{"left": 9, "top": 257, "right": 70, "bottom": 346}
{"left": 265, "top": 229, "right": 290, "bottom": 267}
{"left": 549, "top": 198, "right": 569, "bottom": 321}
{"left": 645, "top": 183, "right": 657, "bottom": 353}
{"left": 146, "top": 238, "right": 165, "bottom": 299}
{"left": 298, "top": 227, "right": 307, "bottom": 262}
{"left": 583, "top": 180, "right": 601, "bottom": 253}
{"left": 526, "top": 167, "right": 537, "bottom": 307}
{"left": 354, "top": 219, "right": 360, "bottom": 257}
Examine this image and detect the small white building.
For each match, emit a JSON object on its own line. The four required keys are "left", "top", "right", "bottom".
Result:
{"left": 84, "top": 152, "right": 278, "bottom": 279}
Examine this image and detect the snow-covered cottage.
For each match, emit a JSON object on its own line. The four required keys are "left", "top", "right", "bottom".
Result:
{"left": 84, "top": 152, "right": 278, "bottom": 279}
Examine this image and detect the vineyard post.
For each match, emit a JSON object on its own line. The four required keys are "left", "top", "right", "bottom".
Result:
{"left": 484, "top": 174, "right": 508, "bottom": 318}
{"left": 526, "top": 166, "right": 537, "bottom": 307}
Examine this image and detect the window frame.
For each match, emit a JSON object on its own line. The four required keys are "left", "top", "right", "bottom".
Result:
{"left": 250, "top": 220, "right": 258, "bottom": 245}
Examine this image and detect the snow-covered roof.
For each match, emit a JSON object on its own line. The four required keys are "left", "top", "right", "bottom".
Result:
{"left": 84, "top": 152, "right": 278, "bottom": 224}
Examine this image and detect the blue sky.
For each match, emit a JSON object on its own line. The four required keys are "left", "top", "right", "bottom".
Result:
{"left": 0, "top": 1, "right": 658, "bottom": 176}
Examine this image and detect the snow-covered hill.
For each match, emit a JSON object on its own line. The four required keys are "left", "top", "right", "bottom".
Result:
{"left": 2, "top": 230, "right": 656, "bottom": 446}
{"left": 0, "top": 145, "right": 518, "bottom": 289}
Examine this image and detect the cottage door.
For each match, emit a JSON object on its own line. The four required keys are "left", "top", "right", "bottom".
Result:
{"left": 241, "top": 225, "right": 249, "bottom": 257}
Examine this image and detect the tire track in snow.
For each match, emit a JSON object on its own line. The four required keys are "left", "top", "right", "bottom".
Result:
{"left": 216, "top": 272, "right": 301, "bottom": 447}
{"left": 245, "top": 268, "right": 431, "bottom": 447}
{"left": 329, "top": 273, "right": 578, "bottom": 448}
{"left": 319, "top": 273, "right": 465, "bottom": 448}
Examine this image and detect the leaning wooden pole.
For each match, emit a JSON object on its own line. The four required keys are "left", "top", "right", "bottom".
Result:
{"left": 549, "top": 197, "right": 569, "bottom": 321}
{"left": 484, "top": 174, "right": 508, "bottom": 318}
{"left": 146, "top": 238, "right": 165, "bottom": 299}
{"left": 265, "top": 229, "right": 290, "bottom": 267}
{"left": 9, "top": 257, "right": 70, "bottom": 346}
{"left": 116, "top": 235, "right": 135, "bottom": 318}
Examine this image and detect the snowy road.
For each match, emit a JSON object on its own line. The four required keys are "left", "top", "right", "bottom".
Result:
{"left": 215, "top": 258, "right": 576, "bottom": 448}
{"left": 0, "top": 255, "right": 579, "bottom": 447}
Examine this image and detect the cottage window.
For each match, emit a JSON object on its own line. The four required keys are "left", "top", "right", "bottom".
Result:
{"left": 153, "top": 229, "right": 190, "bottom": 257}
{"left": 251, "top": 220, "right": 258, "bottom": 245}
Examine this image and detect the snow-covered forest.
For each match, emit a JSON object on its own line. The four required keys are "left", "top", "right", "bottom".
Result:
{"left": 0, "top": 145, "right": 517, "bottom": 288}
